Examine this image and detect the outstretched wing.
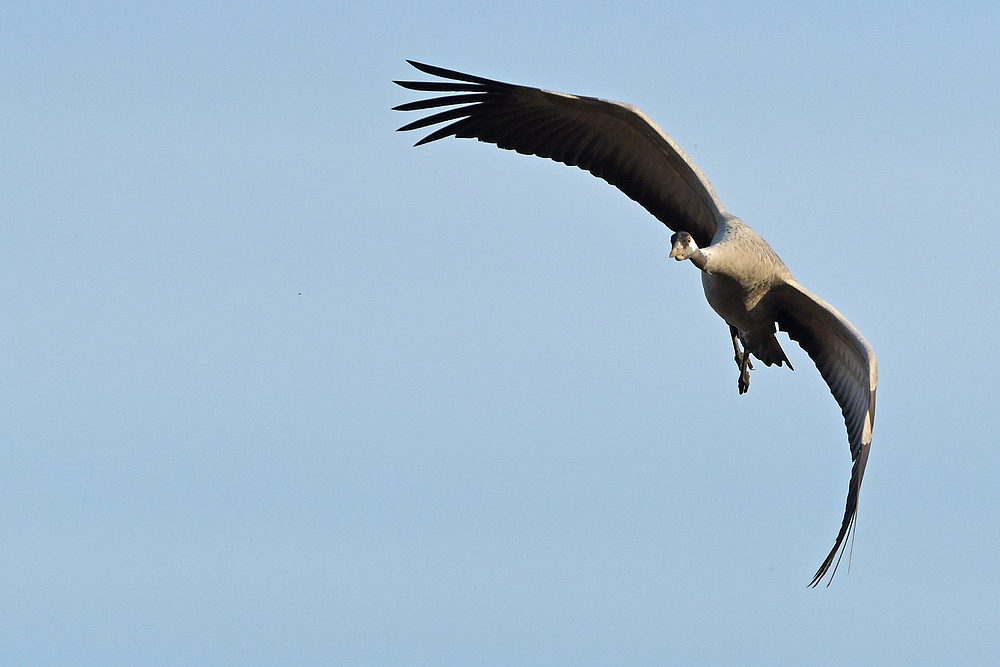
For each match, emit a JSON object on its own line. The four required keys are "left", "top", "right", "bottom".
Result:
{"left": 774, "top": 280, "right": 878, "bottom": 587}
{"left": 393, "top": 61, "right": 726, "bottom": 249}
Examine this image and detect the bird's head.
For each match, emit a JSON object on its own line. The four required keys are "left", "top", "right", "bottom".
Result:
{"left": 669, "top": 231, "right": 699, "bottom": 261}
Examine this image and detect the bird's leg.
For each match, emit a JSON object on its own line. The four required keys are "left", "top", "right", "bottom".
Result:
{"left": 729, "top": 326, "right": 754, "bottom": 371}
{"left": 730, "top": 325, "right": 753, "bottom": 395}
{"left": 738, "top": 349, "right": 752, "bottom": 395}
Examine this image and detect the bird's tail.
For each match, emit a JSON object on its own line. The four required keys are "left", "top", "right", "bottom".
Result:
{"left": 754, "top": 331, "right": 793, "bottom": 370}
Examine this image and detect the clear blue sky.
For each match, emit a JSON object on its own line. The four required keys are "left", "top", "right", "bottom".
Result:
{"left": 3, "top": 0, "right": 999, "bottom": 664}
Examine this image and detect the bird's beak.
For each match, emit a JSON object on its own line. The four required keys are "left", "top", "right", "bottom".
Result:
{"left": 668, "top": 244, "right": 682, "bottom": 259}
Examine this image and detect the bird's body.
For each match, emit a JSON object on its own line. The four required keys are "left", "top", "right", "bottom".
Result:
{"left": 394, "top": 61, "right": 877, "bottom": 586}
{"left": 696, "top": 216, "right": 792, "bottom": 354}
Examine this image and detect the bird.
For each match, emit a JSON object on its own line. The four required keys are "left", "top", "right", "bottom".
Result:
{"left": 393, "top": 60, "right": 878, "bottom": 587}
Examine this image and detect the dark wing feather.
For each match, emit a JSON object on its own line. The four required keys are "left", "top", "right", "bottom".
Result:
{"left": 394, "top": 61, "right": 725, "bottom": 247}
{"left": 773, "top": 280, "right": 878, "bottom": 587}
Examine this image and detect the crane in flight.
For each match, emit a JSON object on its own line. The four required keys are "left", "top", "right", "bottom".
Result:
{"left": 393, "top": 61, "right": 878, "bottom": 586}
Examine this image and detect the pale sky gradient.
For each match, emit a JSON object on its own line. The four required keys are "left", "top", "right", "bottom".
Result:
{"left": 3, "top": 1, "right": 999, "bottom": 664}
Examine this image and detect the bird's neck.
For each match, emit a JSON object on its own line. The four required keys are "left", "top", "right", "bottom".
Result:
{"left": 689, "top": 247, "right": 710, "bottom": 271}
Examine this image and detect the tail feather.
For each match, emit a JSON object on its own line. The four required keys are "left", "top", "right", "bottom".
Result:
{"left": 754, "top": 331, "right": 793, "bottom": 369}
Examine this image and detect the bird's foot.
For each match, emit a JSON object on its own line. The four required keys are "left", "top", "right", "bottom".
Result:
{"left": 731, "top": 326, "right": 753, "bottom": 394}
{"left": 738, "top": 369, "right": 751, "bottom": 395}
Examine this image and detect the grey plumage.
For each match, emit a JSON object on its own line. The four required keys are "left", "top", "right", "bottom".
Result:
{"left": 393, "top": 61, "right": 878, "bottom": 587}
